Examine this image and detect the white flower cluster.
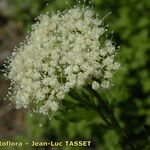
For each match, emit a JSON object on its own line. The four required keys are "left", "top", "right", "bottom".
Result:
{"left": 6, "top": 7, "right": 120, "bottom": 115}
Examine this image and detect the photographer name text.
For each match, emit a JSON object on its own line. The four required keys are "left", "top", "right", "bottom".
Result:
{"left": 0, "top": 140, "right": 91, "bottom": 147}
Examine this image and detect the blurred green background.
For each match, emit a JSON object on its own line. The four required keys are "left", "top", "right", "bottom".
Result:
{"left": 0, "top": 0, "right": 150, "bottom": 150}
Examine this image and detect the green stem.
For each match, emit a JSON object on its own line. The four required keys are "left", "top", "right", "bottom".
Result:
{"left": 86, "top": 85, "right": 136, "bottom": 149}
